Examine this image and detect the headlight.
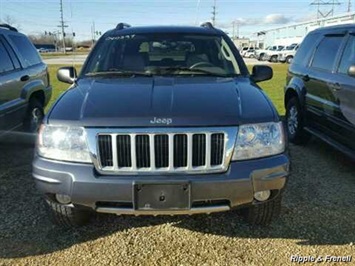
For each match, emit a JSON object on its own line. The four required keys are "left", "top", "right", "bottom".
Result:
{"left": 38, "top": 125, "right": 91, "bottom": 163}
{"left": 232, "top": 122, "right": 285, "bottom": 161}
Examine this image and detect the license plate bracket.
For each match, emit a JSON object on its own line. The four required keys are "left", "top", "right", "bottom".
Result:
{"left": 134, "top": 183, "right": 190, "bottom": 210}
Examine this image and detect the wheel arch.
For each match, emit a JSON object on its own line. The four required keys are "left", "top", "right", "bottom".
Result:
{"left": 284, "top": 77, "right": 307, "bottom": 110}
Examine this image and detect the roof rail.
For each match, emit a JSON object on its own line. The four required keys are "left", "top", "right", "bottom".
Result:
{"left": 200, "top": 22, "right": 214, "bottom": 29}
{"left": 116, "top": 23, "right": 131, "bottom": 30}
{"left": 0, "top": 23, "right": 18, "bottom": 32}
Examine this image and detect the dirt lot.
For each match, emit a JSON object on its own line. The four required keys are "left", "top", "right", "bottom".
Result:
{"left": 0, "top": 136, "right": 354, "bottom": 266}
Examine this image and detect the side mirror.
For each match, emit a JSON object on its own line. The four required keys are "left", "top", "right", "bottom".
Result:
{"left": 348, "top": 65, "right": 355, "bottom": 78}
{"left": 251, "top": 65, "right": 273, "bottom": 83}
{"left": 57, "top": 66, "right": 77, "bottom": 84}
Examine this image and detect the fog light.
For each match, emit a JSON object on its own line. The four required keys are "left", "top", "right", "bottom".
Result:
{"left": 55, "top": 194, "right": 71, "bottom": 204}
{"left": 254, "top": 190, "right": 271, "bottom": 202}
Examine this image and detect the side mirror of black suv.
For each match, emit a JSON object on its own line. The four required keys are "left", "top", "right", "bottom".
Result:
{"left": 57, "top": 66, "right": 77, "bottom": 84}
{"left": 348, "top": 65, "right": 355, "bottom": 78}
{"left": 251, "top": 65, "right": 273, "bottom": 83}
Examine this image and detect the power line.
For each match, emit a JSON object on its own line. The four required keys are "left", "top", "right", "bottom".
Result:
{"left": 310, "top": 0, "right": 341, "bottom": 19}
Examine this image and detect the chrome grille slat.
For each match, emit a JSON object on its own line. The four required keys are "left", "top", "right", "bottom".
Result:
{"left": 168, "top": 134, "right": 174, "bottom": 170}
{"left": 149, "top": 135, "right": 156, "bottom": 170}
{"left": 130, "top": 134, "right": 137, "bottom": 169}
{"left": 205, "top": 133, "right": 211, "bottom": 168}
{"left": 92, "top": 127, "right": 236, "bottom": 175}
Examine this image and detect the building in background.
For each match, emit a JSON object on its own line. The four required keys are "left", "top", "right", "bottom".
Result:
{"left": 232, "top": 37, "right": 258, "bottom": 50}
{"left": 253, "top": 12, "right": 355, "bottom": 48}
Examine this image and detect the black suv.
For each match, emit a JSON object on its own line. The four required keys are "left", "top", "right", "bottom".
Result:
{"left": 33, "top": 23, "right": 289, "bottom": 227}
{"left": 285, "top": 24, "right": 355, "bottom": 159}
{"left": 0, "top": 24, "right": 51, "bottom": 135}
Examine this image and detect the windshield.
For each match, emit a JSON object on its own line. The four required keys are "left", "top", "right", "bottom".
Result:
{"left": 84, "top": 33, "right": 241, "bottom": 77}
{"left": 277, "top": 46, "right": 285, "bottom": 51}
{"left": 285, "top": 44, "right": 297, "bottom": 50}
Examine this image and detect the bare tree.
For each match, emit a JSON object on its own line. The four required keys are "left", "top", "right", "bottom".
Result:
{"left": 1, "top": 15, "right": 21, "bottom": 31}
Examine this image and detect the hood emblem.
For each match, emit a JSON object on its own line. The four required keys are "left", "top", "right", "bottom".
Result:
{"left": 150, "top": 117, "right": 172, "bottom": 125}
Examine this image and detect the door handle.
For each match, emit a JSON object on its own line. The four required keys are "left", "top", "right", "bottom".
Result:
{"left": 20, "top": 75, "right": 30, "bottom": 82}
{"left": 302, "top": 75, "right": 310, "bottom": 82}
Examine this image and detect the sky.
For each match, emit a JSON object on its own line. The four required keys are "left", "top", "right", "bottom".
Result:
{"left": 0, "top": 0, "right": 351, "bottom": 41}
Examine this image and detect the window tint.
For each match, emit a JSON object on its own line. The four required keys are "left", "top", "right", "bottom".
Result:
{"left": 8, "top": 34, "right": 42, "bottom": 67}
{"left": 293, "top": 33, "right": 320, "bottom": 66}
{"left": 311, "top": 36, "right": 343, "bottom": 72}
{"left": 0, "top": 40, "right": 14, "bottom": 73}
{"left": 338, "top": 35, "right": 355, "bottom": 75}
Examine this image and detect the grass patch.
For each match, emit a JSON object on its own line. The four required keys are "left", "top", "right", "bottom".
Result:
{"left": 47, "top": 64, "right": 82, "bottom": 111}
{"left": 41, "top": 52, "right": 89, "bottom": 59}
{"left": 255, "top": 64, "right": 288, "bottom": 115}
{"left": 47, "top": 63, "right": 289, "bottom": 114}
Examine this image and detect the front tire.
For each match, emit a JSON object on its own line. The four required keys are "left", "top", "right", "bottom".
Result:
{"left": 286, "top": 97, "right": 311, "bottom": 145}
{"left": 238, "top": 194, "right": 282, "bottom": 226}
{"left": 23, "top": 97, "right": 44, "bottom": 133}
{"left": 45, "top": 199, "right": 92, "bottom": 227}
{"left": 270, "top": 55, "right": 278, "bottom": 63}
{"left": 286, "top": 56, "right": 293, "bottom": 64}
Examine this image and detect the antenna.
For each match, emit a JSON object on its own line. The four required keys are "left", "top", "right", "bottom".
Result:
{"left": 310, "top": 0, "right": 341, "bottom": 19}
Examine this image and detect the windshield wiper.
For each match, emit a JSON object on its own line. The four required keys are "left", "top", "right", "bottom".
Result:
{"left": 160, "top": 67, "right": 229, "bottom": 77}
{"left": 85, "top": 70, "right": 152, "bottom": 77}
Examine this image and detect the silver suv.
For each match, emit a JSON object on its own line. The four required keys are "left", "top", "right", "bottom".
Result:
{"left": 278, "top": 44, "right": 299, "bottom": 64}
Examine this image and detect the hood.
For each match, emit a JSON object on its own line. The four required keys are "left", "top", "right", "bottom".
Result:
{"left": 48, "top": 76, "right": 277, "bottom": 127}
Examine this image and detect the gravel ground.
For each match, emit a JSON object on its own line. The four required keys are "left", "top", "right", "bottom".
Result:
{"left": 0, "top": 137, "right": 354, "bottom": 266}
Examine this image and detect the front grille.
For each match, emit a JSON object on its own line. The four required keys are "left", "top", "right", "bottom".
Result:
{"left": 97, "top": 131, "right": 226, "bottom": 173}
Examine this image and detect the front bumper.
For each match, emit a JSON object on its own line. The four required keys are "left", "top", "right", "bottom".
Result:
{"left": 32, "top": 154, "right": 289, "bottom": 215}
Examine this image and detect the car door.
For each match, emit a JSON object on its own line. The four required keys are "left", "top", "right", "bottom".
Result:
{"left": 325, "top": 33, "right": 355, "bottom": 150}
{"left": 303, "top": 33, "right": 345, "bottom": 132}
{"left": 0, "top": 35, "right": 22, "bottom": 131}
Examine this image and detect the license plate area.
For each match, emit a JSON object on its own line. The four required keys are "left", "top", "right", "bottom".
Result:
{"left": 134, "top": 183, "right": 190, "bottom": 210}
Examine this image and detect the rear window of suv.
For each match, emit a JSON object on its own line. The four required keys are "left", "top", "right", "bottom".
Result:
{"left": 8, "top": 34, "right": 42, "bottom": 67}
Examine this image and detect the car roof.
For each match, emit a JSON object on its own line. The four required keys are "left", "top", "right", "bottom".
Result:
{"left": 312, "top": 23, "right": 355, "bottom": 33}
{"left": 105, "top": 25, "right": 225, "bottom": 36}
{"left": 0, "top": 24, "right": 25, "bottom": 37}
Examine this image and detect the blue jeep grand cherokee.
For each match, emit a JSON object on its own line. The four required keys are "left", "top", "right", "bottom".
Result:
{"left": 33, "top": 23, "right": 289, "bottom": 227}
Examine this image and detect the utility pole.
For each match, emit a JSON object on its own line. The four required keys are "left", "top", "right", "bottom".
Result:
{"left": 0, "top": 0, "right": 3, "bottom": 23}
{"left": 232, "top": 21, "right": 235, "bottom": 39}
{"left": 91, "top": 21, "right": 95, "bottom": 46}
{"left": 58, "top": 0, "right": 68, "bottom": 53}
{"left": 211, "top": 0, "right": 217, "bottom": 26}
{"left": 232, "top": 21, "right": 240, "bottom": 39}
{"left": 310, "top": 0, "right": 341, "bottom": 19}
{"left": 347, "top": 0, "right": 352, "bottom": 12}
